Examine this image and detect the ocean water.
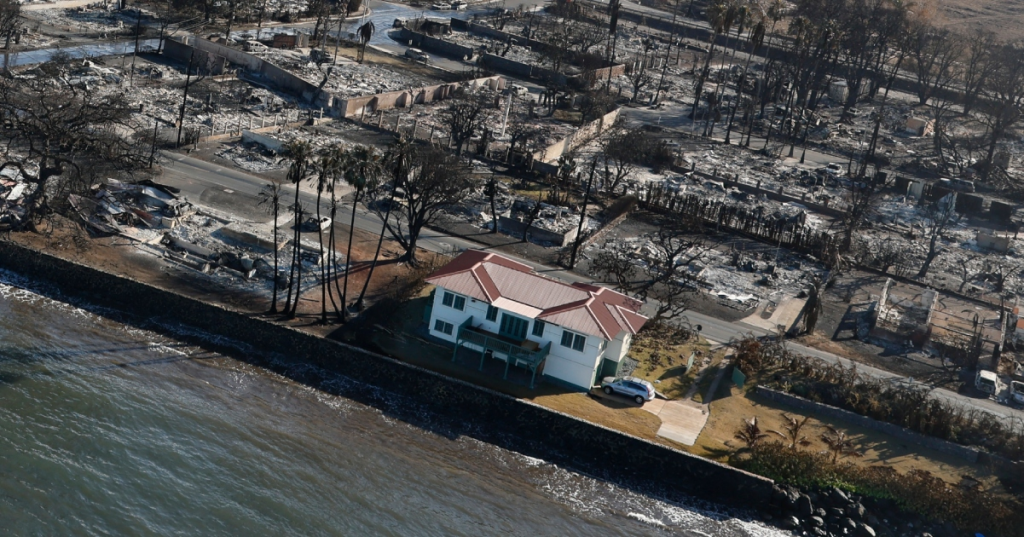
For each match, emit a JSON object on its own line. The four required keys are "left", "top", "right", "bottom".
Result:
{"left": 0, "top": 271, "right": 785, "bottom": 536}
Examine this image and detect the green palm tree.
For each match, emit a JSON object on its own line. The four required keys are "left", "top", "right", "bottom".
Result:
{"left": 338, "top": 145, "right": 382, "bottom": 321}
{"left": 311, "top": 148, "right": 339, "bottom": 324}
{"left": 256, "top": 182, "right": 284, "bottom": 314}
{"left": 734, "top": 416, "right": 769, "bottom": 450}
{"left": 355, "top": 137, "right": 413, "bottom": 311}
{"left": 820, "top": 426, "right": 862, "bottom": 463}
{"left": 283, "top": 140, "right": 313, "bottom": 319}
{"left": 770, "top": 413, "right": 812, "bottom": 450}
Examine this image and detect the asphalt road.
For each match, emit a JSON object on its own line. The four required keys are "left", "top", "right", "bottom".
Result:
{"left": 156, "top": 149, "right": 1024, "bottom": 421}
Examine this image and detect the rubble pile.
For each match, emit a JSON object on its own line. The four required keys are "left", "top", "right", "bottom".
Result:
{"left": 258, "top": 48, "right": 437, "bottom": 97}
{"left": 30, "top": 6, "right": 133, "bottom": 35}
{"left": 216, "top": 143, "right": 287, "bottom": 173}
{"left": 586, "top": 235, "right": 826, "bottom": 305}
{"left": 0, "top": 167, "right": 31, "bottom": 230}
{"left": 66, "top": 178, "right": 329, "bottom": 296}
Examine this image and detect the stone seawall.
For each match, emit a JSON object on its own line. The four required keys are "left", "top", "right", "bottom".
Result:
{"left": 0, "top": 240, "right": 775, "bottom": 509}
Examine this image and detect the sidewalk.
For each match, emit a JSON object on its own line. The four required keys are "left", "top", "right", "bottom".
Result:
{"left": 645, "top": 350, "right": 733, "bottom": 446}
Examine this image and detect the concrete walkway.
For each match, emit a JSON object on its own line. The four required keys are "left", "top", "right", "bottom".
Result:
{"left": 645, "top": 351, "right": 733, "bottom": 446}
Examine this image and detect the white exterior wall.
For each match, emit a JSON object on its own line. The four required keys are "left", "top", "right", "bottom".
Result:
{"left": 428, "top": 285, "right": 623, "bottom": 390}
{"left": 427, "top": 287, "right": 473, "bottom": 343}
{"left": 605, "top": 332, "right": 630, "bottom": 363}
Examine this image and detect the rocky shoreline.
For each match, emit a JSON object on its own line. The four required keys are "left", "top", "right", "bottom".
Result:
{"left": 763, "top": 485, "right": 957, "bottom": 537}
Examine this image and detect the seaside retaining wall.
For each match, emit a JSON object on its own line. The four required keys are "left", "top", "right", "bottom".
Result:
{"left": 756, "top": 386, "right": 981, "bottom": 463}
{"left": 0, "top": 239, "right": 775, "bottom": 509}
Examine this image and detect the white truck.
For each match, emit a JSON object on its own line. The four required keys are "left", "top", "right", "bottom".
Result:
{"left": 975, "top": 369, "right": 1005, "bottom": 397}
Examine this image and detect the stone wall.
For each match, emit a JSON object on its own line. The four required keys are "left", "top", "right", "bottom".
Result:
{"left": 334, "top": 76, "right": 505, "bottom": 119}
{"left": 755, "top": 386, "right": 981, "bottom": 463}
{"left": 396, "top": 28, "right": 477, "bottom": 61}
{"left": 532, "top": 108, "right": 620, "bottom": 164}
{"left": 0, "top": 239, "right": 776, "bottom": 509}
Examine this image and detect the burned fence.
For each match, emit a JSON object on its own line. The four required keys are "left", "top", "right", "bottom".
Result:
{"left": 638, "top": 183, "right": 839, "bottom": 261}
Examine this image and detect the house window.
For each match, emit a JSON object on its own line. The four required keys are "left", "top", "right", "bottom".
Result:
{"left": 434, "top": 319, "right": 454, "bottom": 335}
{"left": 441, "top": 291, "right": 465, "bottom": 311}
{"left": 499, "top": 313, "right": 529, "bottom": 340}
{"left": 532, "top": 319, "right": 545, "bottom": 337}
{"left": 486, "top": 305, "right": 498, "bottom": 322}
{"left": 560, "top": 330, "right": 586, "bottom": 352}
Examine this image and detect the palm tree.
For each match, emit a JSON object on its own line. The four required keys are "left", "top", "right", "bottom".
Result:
{"left": 691, "top": 0, "right": 731, "bottom": 121}
{"left": 355, "top": 137, "right": 412, "bottom": 311}
{"left": 283, "top": 140, "right": 313, "bottom": 319}
{"left": 820, "top": 426, "right": 862, "bottom": 464}
{"left": 356, "top": 21, "right": 375, "bottom": 63}
{"left": 734, "top": 416, "right": 769, "bottom": 450}
{"left": 770, "top": 413, "right": 812, "bottom": 450}
{"left": 311, "top": 149, "right": 337, "bottom": 324}
{"left": 256, "top": 182, "right": 284, "bottom": 314}
{"left": 724, "top": 5, "right": 766, "bottom": 145}
{"left": 338, "top": 145, "right": 382, "bottom": 321}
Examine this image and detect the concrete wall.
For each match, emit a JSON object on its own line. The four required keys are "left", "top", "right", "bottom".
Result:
{"left": 497, "top": 216, "right": 579, "bottom": 247}
{"left": 168, "top": 37, "right": 324, "bottom": 105}
{"left": 0, "top": 240, "right": 775, "bottom": 508}
{"left": 756, "top": 386, "right": 981, "bottom": 463}
{"left": 532, "top": 108, "right": 620, "bottom": 164}
{"left": 396, "top": 27, "right": 477, "bottom": 61}
{"left": 334, "top": 76, "right": 505, "bottom": 119}
{"left": 241, "top": 129, "right": 286, "bottom": 152}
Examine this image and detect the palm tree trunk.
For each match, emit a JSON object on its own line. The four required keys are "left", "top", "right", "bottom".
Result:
{"left": 355, "top": 186, "right": 395, "bottom": 311}
{"left": 286, "top": 183, "right": 302, "bottom": 318}
{"left": 340, "top": 190, "right": 361, "bottom": 322}
{"left": 269, "top": 202, "right": 279, "bottom": 313}
{"left": 316, "top": 186, "right": 328, "bottom": 324}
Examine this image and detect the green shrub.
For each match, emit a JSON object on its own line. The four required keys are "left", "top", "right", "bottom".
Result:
{"left": 743, "top": 442, "right": 1024, "bottom": 535}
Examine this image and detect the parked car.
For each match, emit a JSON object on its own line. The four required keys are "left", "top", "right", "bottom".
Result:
{"left": 975, "top": 369, "right": 1005, "bottom": 396}
{"left": 451, "top": 0, "right": 467, "bottom": 9}
{"left": 1011, "top": 380, "right": 1024, "bottom": 405}
{"left": 405, "top": 48, "right": 429, "bottom": 62}
{"left": 509, "top": 84, "right": 529, "bottom": 98}
{"left": 431, "top": 2, "right": 451, "bottom": 9}
{"left": 601, "top": 376, "right": 656, "bottom": 404}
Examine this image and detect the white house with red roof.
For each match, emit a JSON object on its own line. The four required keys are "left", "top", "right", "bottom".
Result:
{"left": 424, "top": 249, "right": 648, "bottom": 390}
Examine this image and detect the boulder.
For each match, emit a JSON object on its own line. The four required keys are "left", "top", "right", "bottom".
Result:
{"left": 846, "top": 502, "right": 866, "bottom": 520}
{"left": 810, "top": 516, "right": 825, "bottom": 527}
{"left": 782, "top": 515, "right": 801, "bottom": 529}
{"left": 815, "top": 508, "right": 828, "bottom": 518}
{"left": 841, "top": 517, "right": 858, "bottom": 530}
{"left": 857, "top": 523, "right": 876, "bottom": 537}
{"left": 831, "top": 487, "right": 850, "bottom": 505}
{"left": 797, "top": 494, "right": 814, "bottom": 517}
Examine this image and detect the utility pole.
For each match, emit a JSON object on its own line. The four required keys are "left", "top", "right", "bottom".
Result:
{"left": 605, "top": 0, "right": 621, "bottom": 95}
{"left": 499, "top": 92, "right": 513, "bottom": 138}
{"left": 654, "top": 0, "right": 680, "bottom": 105}
{"left": 149, "top": 119, "right": 159, "bottom": 168}
{"left": 130, "top": 7, "right": 142, "bottom": 87}
{"left": 176, "top": 49, "right": 195, "bottom": 148}
{"left": 569, "top": 159, "right": 596, "bottom": 269}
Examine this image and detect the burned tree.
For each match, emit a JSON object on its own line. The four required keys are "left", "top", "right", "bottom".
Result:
{"left": 440, "top": 91, "right": 493, "bottom": 157}
{"left": 917, "top": 194, "right": 960, "bottom": 279}
{"left": 0, "top": 53, "right": 150, "bottom": 232}
{"left": 368, "top": 148, "right": 477, "bottom": 265}
{"left": 592, "top": 216, "right": 709, "bottom": 321}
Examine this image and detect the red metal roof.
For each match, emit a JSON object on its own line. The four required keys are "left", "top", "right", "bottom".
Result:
{"left": 426, "top": 250, "right": 647, "bottom": 339}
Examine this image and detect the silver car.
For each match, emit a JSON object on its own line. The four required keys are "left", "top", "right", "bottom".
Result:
{"left": 601, "top": 376, "right": 655, "bottom": 405}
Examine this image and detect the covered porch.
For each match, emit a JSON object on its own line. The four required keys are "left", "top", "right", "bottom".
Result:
{"left": 452, "top": 317, "right": 551, "bottom": 389}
